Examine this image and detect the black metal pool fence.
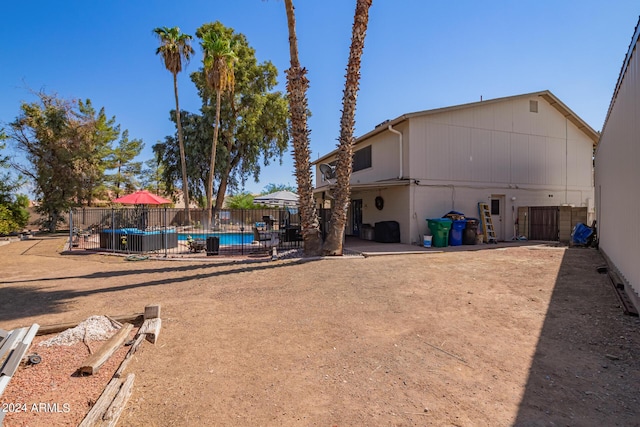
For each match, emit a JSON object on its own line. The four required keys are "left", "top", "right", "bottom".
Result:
{"left": 69, "top": 206, "right": 330, "bottom": 257}
{"left": 67, "top": 207, "right": 330, "bottom": 257}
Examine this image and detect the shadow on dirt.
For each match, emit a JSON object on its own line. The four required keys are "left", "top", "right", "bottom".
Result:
{"left": 0, "top": 285, "right": 71, "bottom": 324}
{"left": 514, "top": 248, "right": 640, "bottom": 425}
{"left": 2, "top": 256, "right": 312, "bottom": 285}
{"left": 0, "top": 257, "right": 319, "bottom": 323}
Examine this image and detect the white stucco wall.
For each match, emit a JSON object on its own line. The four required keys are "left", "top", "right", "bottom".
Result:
{"left": 596, "top": 24, "right": 640, "bottom": 299}
{"left": 408, "top": 95, "right": 594, "bottom": 195}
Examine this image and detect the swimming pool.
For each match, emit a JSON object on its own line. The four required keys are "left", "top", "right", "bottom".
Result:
{"left": 178, "top": 232, "right": 254, "bottom": 246}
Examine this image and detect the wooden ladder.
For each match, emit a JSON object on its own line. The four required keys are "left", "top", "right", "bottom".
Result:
{"left": 478, "top": 202, "right": 497, "bottom": 244}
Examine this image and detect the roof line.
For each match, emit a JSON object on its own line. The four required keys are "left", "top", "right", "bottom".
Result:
{"left": 313, "top": 90, "right": 598, "bottom": 164}
{"left": 602, "top": 16, "right": 640, "bottom": 134}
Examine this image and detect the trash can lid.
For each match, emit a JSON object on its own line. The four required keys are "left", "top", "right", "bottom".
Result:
{"left": 443, "top": 210, "right": 466, "bottom": 220}
{"left": 427, "top": 218, "right": 453, "bottom": 223}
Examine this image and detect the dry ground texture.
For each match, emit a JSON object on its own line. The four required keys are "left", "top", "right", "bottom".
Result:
{"left": 0, "top": 235, "right": 638, "bottom": 426}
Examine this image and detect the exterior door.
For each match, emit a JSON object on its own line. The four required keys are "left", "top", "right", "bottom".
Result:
{"left": 351, "top": 199, "right": 363, "bottom": 236}
{"left": 490, "top": 195, "right": 505, "bottom": 241}
{"left": 529, "top": 207, "right": 559, "bottom": 241}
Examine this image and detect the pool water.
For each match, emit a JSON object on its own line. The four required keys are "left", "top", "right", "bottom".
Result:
{"left": 178, "top": 232, "right": 254, "bottom": 245}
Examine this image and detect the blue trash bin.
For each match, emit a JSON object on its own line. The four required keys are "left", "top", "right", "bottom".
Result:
{"left": 449, "top": 219, "right": 467, "bottom": 246}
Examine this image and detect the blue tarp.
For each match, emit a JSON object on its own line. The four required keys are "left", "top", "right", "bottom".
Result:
{"left": 572, "top": 223, "right": 593, "bottom": 245}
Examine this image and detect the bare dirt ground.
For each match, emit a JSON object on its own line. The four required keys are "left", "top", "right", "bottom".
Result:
{"left": 0, "top": 235, "right": 638, "bottom": 426}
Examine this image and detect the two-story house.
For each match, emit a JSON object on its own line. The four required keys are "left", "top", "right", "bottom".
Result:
{"left": 313, "top": 90, "right": 599, "bottom": 245}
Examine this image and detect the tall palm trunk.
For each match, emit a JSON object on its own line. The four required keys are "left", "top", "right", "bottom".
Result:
{"left": 173, "top": 73, "right": 191, "bottom": 225}
{"left": 207, "top": 89, "right": 222, "bottom": 229}
{"left": 284, "top": 0, "right": 323, "bottom": 256}
{"left": 324, "top": 0, "right": 373, "bottom": 256}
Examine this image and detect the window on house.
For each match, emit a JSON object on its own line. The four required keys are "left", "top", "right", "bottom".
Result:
{"left": 353, "top": 145, "right": 372, "bottom": 172}
{"left": 491, "top": 199, "right": 500, "bottom": 216}
{"left": 529, "top": 100, "right": 538, "bottom": 113}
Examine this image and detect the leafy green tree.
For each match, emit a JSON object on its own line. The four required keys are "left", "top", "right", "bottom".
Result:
{"left": 8, "top": 93, "right": 80, "bottom": 231}
{"left": 154, "top": 23, "right": 289, "bottom": 218}
{"left": 153, "top": 110, "right": 213, "bottom": 208}
{"left": 106, "top": 130, "right": 144, "bottom": 198}
{"left": 193, "top": 22, "right": 289, "bottom": 212}
{"left": 154, "top": 26, "right": 195, "bottom": 224}
{"left": 7, "top": 91, "right": 134, "bottom": 231}
{"left": 139, "top": 158, "right": 167, "bottom": 195}
{"left": 225, "top": 192, "right": 258, "bottom": 209}
{"left": 74, "top": 100, "right": 119, "bottom": 206}
{"left": 0, "top": 131, "right": 29, "bottom": 234}
{"left": 200, "top": 26, "right": 238, "bottom": 227}
{"left": 0, "top": 194, "right": 29, "bottom": 234}
{"left": 261, "top": 183, "right": 296, "bottom": 194}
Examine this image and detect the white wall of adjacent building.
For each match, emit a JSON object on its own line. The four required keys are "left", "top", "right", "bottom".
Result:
{"left": 596, "top": 25, "right": 640, "bottom": 300}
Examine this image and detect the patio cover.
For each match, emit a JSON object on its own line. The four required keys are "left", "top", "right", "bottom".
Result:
{"left": 253, "top": 190, "right": 299, "bottom": 207}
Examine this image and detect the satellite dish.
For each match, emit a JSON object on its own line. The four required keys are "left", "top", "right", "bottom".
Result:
{"left": 319, "top": 163, "right": 336, "bottom": 180}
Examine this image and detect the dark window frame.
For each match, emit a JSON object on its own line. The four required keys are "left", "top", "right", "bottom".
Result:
{"left": 353, "top": 145, "right": 372, "bottom": 172}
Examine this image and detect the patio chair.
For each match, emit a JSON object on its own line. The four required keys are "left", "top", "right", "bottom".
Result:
{"left": 253, "top": 226, "right": 272, "bottom": 243}
{"left": 186, "top": 235, "right": 206, "bottom": 253}
{"left": 252, "top": 226, "right": 280, "bottom": 254}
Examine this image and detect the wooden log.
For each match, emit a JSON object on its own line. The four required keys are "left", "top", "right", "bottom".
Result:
{"left": 78, "top": 324, "right": 133, "bottom": 375}
{"left": 102, "top": 373, "right": 135, "bottom": 426}
{"left": 113, "top": 334, "right": 145, "bottom": 378}
{"left": 144, "top": 304, "right": 161, "bottom": 320}
{"left": 36, "top": 314, "right": 143, "bottom": 336}
{"left": 138, "top": 318, "right": 161, "bottom": 344}
{"left": 105, "top": 316, "right": 123, "bottom": 329}
{"left": 78, "top": 377, "right": 122, "bottom": 427}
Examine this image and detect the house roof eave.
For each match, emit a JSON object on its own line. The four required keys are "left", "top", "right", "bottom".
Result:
{"left": 312, "top": 90, "right": 599, "bottom": 166}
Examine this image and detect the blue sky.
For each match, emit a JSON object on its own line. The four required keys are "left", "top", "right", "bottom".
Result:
{"left": 1, "top": 1, "right": 638, "bottom": 195}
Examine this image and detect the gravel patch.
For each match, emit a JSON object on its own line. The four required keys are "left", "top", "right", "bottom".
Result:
{"left": 39, "top": 315, "right": 118, "bottom": 347}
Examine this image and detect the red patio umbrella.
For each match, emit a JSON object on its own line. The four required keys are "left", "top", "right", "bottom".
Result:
{"left": 112, "top": 190, "right": 171, "bottom": 205}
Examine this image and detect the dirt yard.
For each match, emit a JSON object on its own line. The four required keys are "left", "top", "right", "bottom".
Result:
{"left": 0, "top": 235, "right": 638, "bottom": 426}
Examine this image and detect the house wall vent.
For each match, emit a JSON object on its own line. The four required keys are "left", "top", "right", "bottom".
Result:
{"left": 530, "top": 100, "right": 539, "bottom": 113}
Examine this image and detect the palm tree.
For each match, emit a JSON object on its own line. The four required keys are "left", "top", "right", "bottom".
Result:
{"left": 153, "top": 26, "right": 194, "bottom": 225}
{"left": 201, "top": 29, "right": 237, "bottom": 229}
{"left": 323, "top": 0, "right": 373, "bottom": 255}
{"left": 283, "top": 0, "right": 323, "bottom": 256}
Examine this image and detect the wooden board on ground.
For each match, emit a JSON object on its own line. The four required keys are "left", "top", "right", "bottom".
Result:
{"left": 78, "top": 373, "right": 135, "bottom": 427}
{"left": 138, "top": 318, "right": 161, "bottom": 344}
{"left": 78, "top": 324, "right": 133, "bottom": 375}
{"left": 78, "top": 377, "right": 122, "bottom": 427}
{"left": 103, "top": 373, "right": 135, "bottom": 426}
{"left": 144, "top": 304, "right": 161, "bottom": 320}
{"left": 113, "top": 334, "right": 146, "bottom": 378}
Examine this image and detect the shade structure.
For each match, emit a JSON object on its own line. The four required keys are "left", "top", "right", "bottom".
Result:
{"left": 252, "top": 190, "right": 299, "bottom": 207}
{"left": 112, "top": 190, "right": 172, "bottom": 205}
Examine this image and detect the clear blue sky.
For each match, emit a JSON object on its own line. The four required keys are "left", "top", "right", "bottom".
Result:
{"left": 1, "top": 1, "right": 638, "bottom": 195}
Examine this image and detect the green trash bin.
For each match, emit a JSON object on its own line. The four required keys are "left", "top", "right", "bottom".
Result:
{"left": 427, "top": 218, "right": 453, "bottom": 247}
